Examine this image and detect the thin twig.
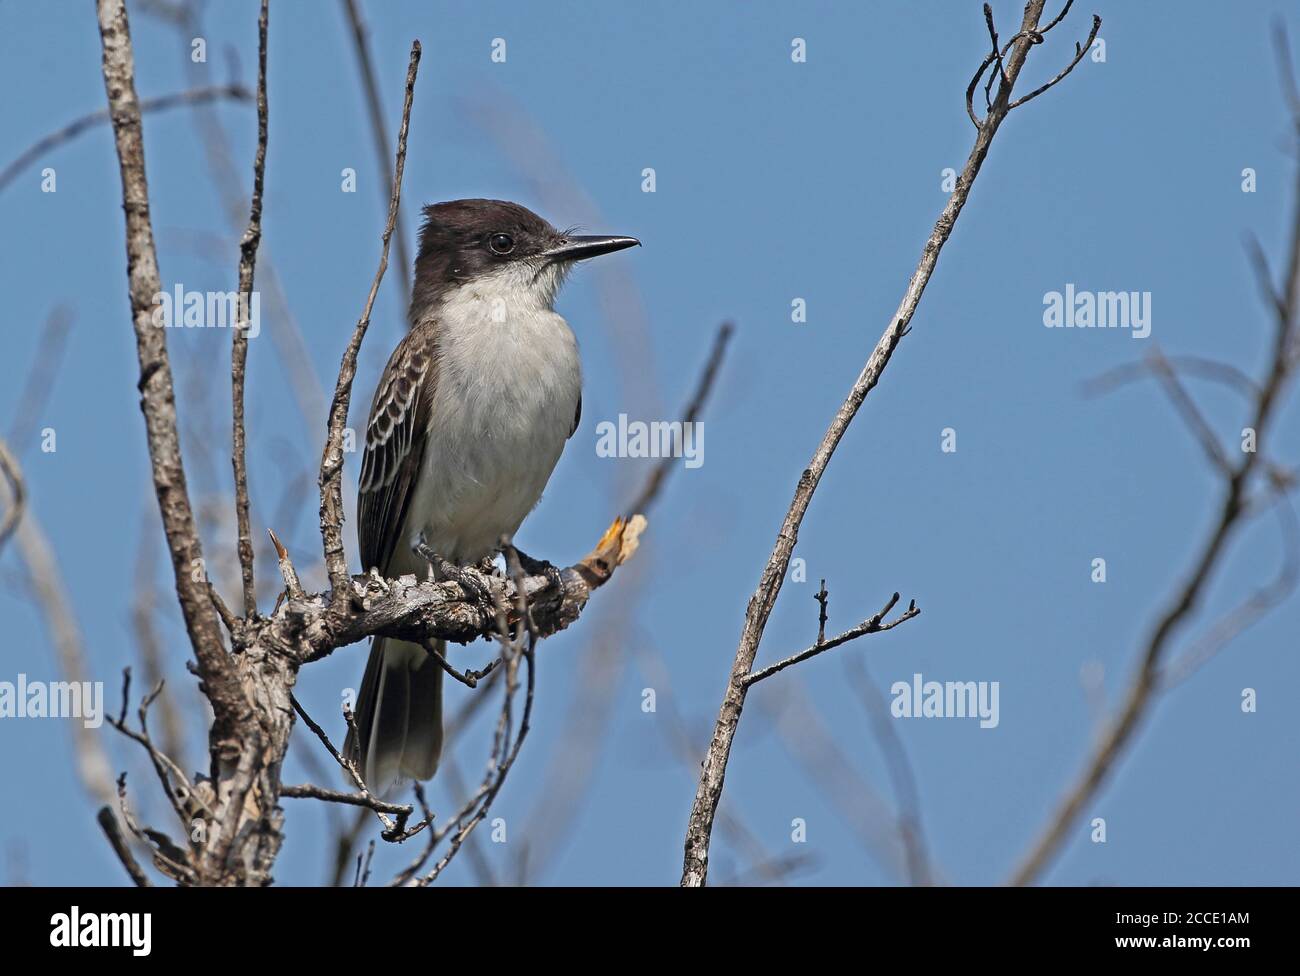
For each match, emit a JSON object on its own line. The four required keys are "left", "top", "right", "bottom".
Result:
{"left": 1162, "top": 492, "right": 1300, "bottom": 687}
{"left": 7, "top": 306, "right": 74, "bottom": 448}
{"left": 320, "top": 40, "right": 421, "bottom": 605}
{"left": 341, "top": 0, "right": 412, "bottom": 311}
{"left": 0, "top": 83, "right": 251, "bottom": 195}
{"left": 289, "top": 694, "right": 398, "bottom": 834}
{"left": 627, "top": 322, "right": 734, "bottom": 515}
{"left": 742, "top": 593, "right": 919, "bottom": 687}
{"left": 845, "top": 656, "right": 932, "bottom": 886}
{"left": 1007, "top": 16, "right": 1101, "bottom": 110}
{"left": 814, "top": 579, "right": 829, "bottom": 645}
{"left": 230, "top": 0, "right": 269, "bottom": 617}
{"left": 1083, "top": 355, "right": 1260, "bottom": 400}
{"left": 281, "top": 783, "right": 413, "bottom": 818}
{"left": 421, "top": 639, "right": 501, "bottom": 688}
{"left": 1145, "top": 347, "right": 1233, "bottom": 475}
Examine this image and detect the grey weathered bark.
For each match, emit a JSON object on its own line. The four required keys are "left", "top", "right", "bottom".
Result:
{"left": 681, "top": 0, "right": 1101, "bottom": 886}
{"left": 96, "top": 0, "right": 245, "bottom": 741}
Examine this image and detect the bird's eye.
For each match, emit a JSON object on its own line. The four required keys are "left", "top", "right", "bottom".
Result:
{"left": 488, "top": 233, "right": 514, "bottom": 255}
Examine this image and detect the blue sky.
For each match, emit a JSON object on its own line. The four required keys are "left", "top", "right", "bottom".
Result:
{"left": 2, "top": 0, "right": 1297, "bottom": 886}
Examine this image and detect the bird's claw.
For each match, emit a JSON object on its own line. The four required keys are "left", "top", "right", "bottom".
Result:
{"left": 413, "top": 541, "right": 495, "bottom": 610}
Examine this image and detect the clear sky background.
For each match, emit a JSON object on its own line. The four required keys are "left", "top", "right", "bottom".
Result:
{"left": 2, "top": 0, "right": 1297, "bottom": 886}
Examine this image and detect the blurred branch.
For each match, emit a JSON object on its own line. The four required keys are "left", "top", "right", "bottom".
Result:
{"left": 1162, "top": 492, "right": 1300, "bottom": 687}
{"left": 1009, "top": 37, "right": 1300, "bottom": 883}
{"left": 341, "top": 0, "right": 413, "bottom": 311}
{"left": 0, "top": 84, "right": 250, "bottom": 195}
{"left": 0, "top": 440, "right": 25, "bottom": 557}
{"left": 845, "top": 656, "right": 932, "bottom": 886}
{"left": 7, "top": 306, "right": 73, "bottom": 449}
{"left": 627, "top": 322, "right": 733, "bottom": 515}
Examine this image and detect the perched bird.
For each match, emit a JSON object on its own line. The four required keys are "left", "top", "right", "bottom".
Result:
{"left": 345, "top": 199, "right": 639, "bottom": 795}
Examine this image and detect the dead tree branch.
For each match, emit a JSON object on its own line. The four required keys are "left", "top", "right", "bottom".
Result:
{"left": 742, "top": 593, "right": 919, "bottom": 688}
{"left": 231, "top": 0, "right": 269, "bottom": 616}
{"left": 319, "top": 40, "right": 420, "bottom": 606}
{"left": 96, "top": 0, "right": 245, "bottom": 735}
{"left": 681, "top": 0, "right": 1099, "bottom": 887}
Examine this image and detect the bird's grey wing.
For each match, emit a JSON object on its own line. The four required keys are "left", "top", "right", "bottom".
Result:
{"left": 569, "top": 393, "right": 581, "bottom": 439}
{"left": 357, "top": 329, "right": 436, "bottom": 575}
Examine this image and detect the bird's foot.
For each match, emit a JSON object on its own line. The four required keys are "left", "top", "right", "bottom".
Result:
{"left": 413, "top": 541, "right": 495, "bottom": 610}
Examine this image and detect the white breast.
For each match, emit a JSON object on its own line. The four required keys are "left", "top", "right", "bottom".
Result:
{"left": 397, "top": 262, "right": 582, "bottom": 568}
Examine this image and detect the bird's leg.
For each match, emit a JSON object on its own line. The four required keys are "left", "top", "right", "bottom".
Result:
{"left": 412, "top": 539, "right": 495, "bottom": 610}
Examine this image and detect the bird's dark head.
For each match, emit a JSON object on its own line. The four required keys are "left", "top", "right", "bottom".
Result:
{"left": 410, "top": 199, "right": 638, "bottom": 324}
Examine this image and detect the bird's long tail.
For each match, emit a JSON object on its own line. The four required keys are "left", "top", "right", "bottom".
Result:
{"left": 345, "top": 637, "right": 444, "bottom": 796}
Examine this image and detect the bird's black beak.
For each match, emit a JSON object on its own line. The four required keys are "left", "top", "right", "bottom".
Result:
{"left": 544, "top": 235, "right": 640, "bottom": 263}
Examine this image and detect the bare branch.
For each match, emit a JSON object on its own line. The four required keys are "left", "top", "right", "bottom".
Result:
{"left": 95, "top": 0, "right": 243, "bottom": 731}
{"left": 281, "top": 783, "right": 413, "bottom": 819}
{"left": 7, "top": 306, "right": 74, "bottom": 448}
{"left": 231, "top": 0, "right": 269, "bottom": 616}
{"left": 1007, "top": 15, "right": 1101, "bottom": 111}
{"left": 1273, "top": 19, "right": 1300, "bottom": 129}
{"left": 421, "top": 639, "right": 501, "bottom": 688}
{"left": 1162, "top": 492, "right": 1300, "bottom": 687}
{"left": 742, "top": 592, "right": 919, "bottom": 688}
{"left": 0, "top": 83, "right": 251, "bottom": 195}
{"left": 319, "top": 40, "right": 421, "bottom": 605}
{"left": 682, "top": 0, "right": 1090, "bottom": 888}
{"left": 1084, "top": 355, "right": 1260, "bottom": 400}
{"left": 1145, "top": 347, "right": 1233, "bottom": 476}
{"left": 267, "top": 526, "right": 305, "bottom": 601}
{"left": 12, "top": 511, "right": 117, "bottom": 807}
